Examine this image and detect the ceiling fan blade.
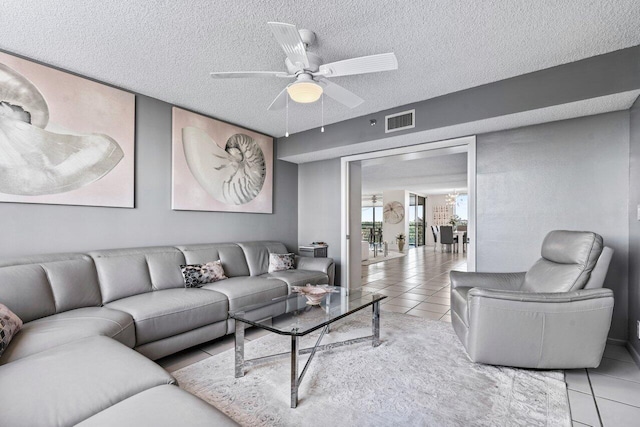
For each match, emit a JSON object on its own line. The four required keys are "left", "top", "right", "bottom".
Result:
{"left": 210, "top": 71, "right": 292, "bottom": 79}
{"left": 267, "top": 86, "right": 290, "bottom": 111}
{"left": 318, "top": 80, "right": 364, "bottom": 109}
{"left": 267, "top": 22, "right": 310, "bottom": 68}
{"left": 318, "top": 53, "right": 398, "bottom": 78}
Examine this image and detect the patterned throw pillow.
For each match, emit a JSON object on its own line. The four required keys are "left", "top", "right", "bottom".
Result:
{"left": 268, "top": 253, "right": 295, "bottom": 273}
{"left": 180, "top": 260, "right": 227, "bottom": 288}
{"left": 0, "top": 303, "right": 23, "bottom": 358}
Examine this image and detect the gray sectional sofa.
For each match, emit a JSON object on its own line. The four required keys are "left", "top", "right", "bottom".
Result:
{"left": 0, "top": 241, "right": 334, "bottom": 427}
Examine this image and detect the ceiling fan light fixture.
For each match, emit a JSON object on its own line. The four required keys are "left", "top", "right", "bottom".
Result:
{"left": 287, "top": 81, "right": 323, "bottom": 103}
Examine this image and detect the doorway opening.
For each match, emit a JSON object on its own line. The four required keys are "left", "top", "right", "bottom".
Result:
{"left": 341, "top": 136, "right": 476, "bottom": 290}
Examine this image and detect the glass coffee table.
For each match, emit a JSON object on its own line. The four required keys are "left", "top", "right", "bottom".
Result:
{"left": 229, "top": 287, "right": 386, "bottom": 408}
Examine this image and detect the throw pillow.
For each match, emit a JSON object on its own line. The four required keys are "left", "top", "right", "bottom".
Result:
{"left": 180, "top": 260, "right": 227, "bottom": 288}
{"left": 268, "top": 253, "right": 295, "bottom": 273}
{"left": 0, "top": 303, "right": 23, "bottom": 358}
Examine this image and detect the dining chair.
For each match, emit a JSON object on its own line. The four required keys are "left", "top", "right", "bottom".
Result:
{"left": 463, "top": 231, "right": 468, "bottom": 253}
{"left": 431, "top": 225, "right": 439, "bottom": 252}
{"left": 439, "top": 226, "right": 458, "bottom": 252}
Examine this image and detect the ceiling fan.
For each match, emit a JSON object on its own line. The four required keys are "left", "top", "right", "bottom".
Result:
{"left": 210, "top": 22, "right": 398, "bottom": 110}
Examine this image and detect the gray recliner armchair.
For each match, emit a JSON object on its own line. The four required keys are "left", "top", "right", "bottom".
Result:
{"left": 450, "top": 230, "right": 614, "bottom": 369}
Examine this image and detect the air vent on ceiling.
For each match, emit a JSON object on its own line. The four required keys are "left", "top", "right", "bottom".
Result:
{"left": 385, "top": 109, "right": 415, "bottom": 133}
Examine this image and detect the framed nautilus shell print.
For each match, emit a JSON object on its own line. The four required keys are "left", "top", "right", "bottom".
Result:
{"left": 171, "top": 107, "right": 273, "bottom": 213}
{"left": 383, "top": 201, "right": 405, "bottom": 224}
{"left": 0, "top": 51, "right": 135, "bottom": 207}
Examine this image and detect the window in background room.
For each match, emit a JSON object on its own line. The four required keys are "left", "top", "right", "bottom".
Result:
{"left": 409, "top": 194, "right": 426, "bottom": 247}
{"left": 362, "top": 206, "right": 383, "bottom": 246}
{"left": 417, "top": 196, "right": 425, "bottom": 246}
{"left": 455, "top": 194, "right": 469, "bottom": 221}
{"left": 409, "top": 194, "right": 416, "bottom": 246}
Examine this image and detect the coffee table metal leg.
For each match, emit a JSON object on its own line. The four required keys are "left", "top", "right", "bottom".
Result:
{"left": 235, "top": 319, "right": 245, "bottom": 378}
{"left": 372, "top": 301, "right": 380, "bottom": 347}
{"left": 291, "top": 335, "right": 299, "bottom": 408}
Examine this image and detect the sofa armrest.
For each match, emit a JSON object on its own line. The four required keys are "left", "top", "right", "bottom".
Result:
{"left": 465, "top": 287, "right": 614, "bottom": 369}
{"left": 449, "top": 271, "right": 526, "bottom": 290}
{"left": 468, "top": 287, "right": 613, "bottom": 303}
{"left": 295, "top": 256, "right": 333, "bottom": 273}
{"left": 294, "top": 256, "right": 335, "bottom": 285}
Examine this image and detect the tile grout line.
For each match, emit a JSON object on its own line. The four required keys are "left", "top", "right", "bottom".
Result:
{"left": 586, "top": 369, "right": 604, "bottom": 427}
{"left": 589, "top": 367, "right": 640, "bottom": 384}
{"left": 595, "top": 395, "right": 640, "bottom": 409}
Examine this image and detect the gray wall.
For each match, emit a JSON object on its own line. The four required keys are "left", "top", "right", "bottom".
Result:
{"left": 0, "top": 95, "right": 298, "bottom": 258}
{"left": 476, "top": 111, "right": 630, "bottom": 341}
{"left": 298, "top": 158, "right": 342, "bottom": 284}
{"left": 279, "top": 45, "right": 640, "bottom": 163}
{"left": 629, "top": 98, "right": 640, "bottom": 355}
{"left": 348, "top": 161, "right": 362, "bottom": 289}
{"left": 296, "top": 111, "right": 631, "bottom": 341}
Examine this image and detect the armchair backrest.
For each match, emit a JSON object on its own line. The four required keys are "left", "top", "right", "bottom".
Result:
{"left": 583, "top": 246, "right": 614, "bottom": 289}
{"left": 521, "top": 230, "right": 603, "bottom": 293}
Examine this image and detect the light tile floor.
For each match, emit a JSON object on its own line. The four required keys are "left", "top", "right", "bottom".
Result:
{"left": 566, "top": 345, "right": 640, "bottom": 427}
{"left": 157, "top": 245, "right": 640, "bottom": 426}
{"left": 360, "top": 246, "right": 467, "bottom": 322}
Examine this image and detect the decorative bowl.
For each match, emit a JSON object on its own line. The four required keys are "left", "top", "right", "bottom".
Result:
{"left": 292, "top": 284, "right": 337, "bottom": 306}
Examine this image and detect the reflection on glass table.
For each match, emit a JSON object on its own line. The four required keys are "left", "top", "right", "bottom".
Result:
{"left": 229, "top": 287, "right": 386, "bottom": 408}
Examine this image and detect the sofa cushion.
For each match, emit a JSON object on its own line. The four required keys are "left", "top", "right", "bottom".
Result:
{"left": 262, "top": 269, "right": 329, "bottom": 289}
{"left": 177, "top": 243, "right": 251, "bottom": 278}
{"left": 0, "top": 335, "right": 175, "bottom": 427}
{"left": 181, "top": 261, "right": 227, "bottom": 288}
{"left": 76, "top": 385, "right": 239, "bottom": 427}
{"left": 268, "top": 253, "right": 295, "bottom": 273}
{"left": 135, "top": 322, "right": 228, "bottom": 361}
{"left": 0, "top": 303, "right": 22, "bottom": 358}
{"left": 90, "top": 247, "right": 187, "bottom": 304}
{"left": 0, "top": 253, "right": 101, "bottom": 322}
{"left": 202, "top": 276, "right": 288, "bottom": 310}
{"left": 105, "top": 288, "right": 228, "bottom": 345}
{"left": 238, "top": 241, "right": 289, "bottom": 276}
{"left": 42, "top": 256, "right": 103, "bottom": 313}
{"left": 0, "top": 306, "right": 135, "bottom": 365}
{"left": 522, "top": 231, "right": 604, "bottom": 293}
{"left": 451, "top": 287, "right": 471, "bottom": 327}
{"left": 0, "top": 263, "right": 55, "bottom": 322}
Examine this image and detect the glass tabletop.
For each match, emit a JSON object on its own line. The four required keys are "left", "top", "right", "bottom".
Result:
{"left": 228, "top": 286, "right": 386, "bottom": 336}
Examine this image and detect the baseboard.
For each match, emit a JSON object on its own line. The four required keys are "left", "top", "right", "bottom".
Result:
{"left": 607, "top": 337, "right": 627, "bottom": 346}
{"left": 605, "top": 338, "right": 640, "bottom": 369}
{"left": 627, "top": 341, "right": 640, "bottom": 369}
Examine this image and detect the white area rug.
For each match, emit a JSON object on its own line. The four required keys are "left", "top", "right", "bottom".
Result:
{"left": 174, "top": 312, "right": 570, "bottom": 427}
{"left": 361, "top": 250, "right": 406, "bottom": 265}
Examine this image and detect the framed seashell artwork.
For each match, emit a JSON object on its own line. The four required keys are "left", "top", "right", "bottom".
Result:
{"left": 0, "top": 51, "right": 135, "bottom": 208}
{"left": 171, "top": 107, "right": 273, "bottom": 213}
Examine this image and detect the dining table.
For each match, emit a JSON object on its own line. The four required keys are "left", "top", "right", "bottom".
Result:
{"left": 454, "top": 230, "right": 466, "bottom": 253}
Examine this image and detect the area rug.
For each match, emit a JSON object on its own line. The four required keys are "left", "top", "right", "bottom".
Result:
{"left": 361, "top": 250, "right": 406, "bottom": 266}
{"left": 174, "top": 312, "right": 571, "bottom": 427}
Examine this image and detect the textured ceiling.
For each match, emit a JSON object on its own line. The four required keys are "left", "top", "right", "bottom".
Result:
{"left": 362, "top": 152, "right": 467, "bottom": 197}
{"left": 2, "top": 1, "right": 639, "bottom": 138}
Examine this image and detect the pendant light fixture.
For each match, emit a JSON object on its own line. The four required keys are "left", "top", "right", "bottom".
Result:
{"left": 446, "top": 189, "right": 459, "bottom": 206}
